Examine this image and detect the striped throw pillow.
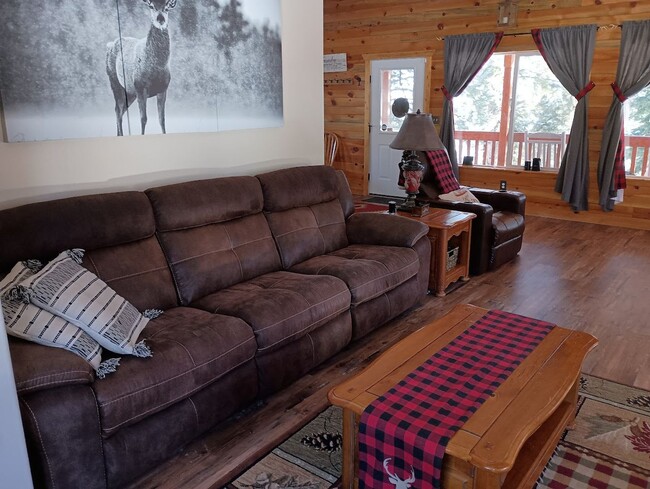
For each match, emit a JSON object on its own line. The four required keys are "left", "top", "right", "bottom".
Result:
{"left": 1, "top": 261, "right": 119, "bottom": 378}
{"left": 16, "top": 250, "right": 152, "bottom": 358}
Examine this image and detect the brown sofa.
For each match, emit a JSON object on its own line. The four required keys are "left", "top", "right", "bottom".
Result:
{"left": 0, "top": 165, "right": 431, "bottom": 488}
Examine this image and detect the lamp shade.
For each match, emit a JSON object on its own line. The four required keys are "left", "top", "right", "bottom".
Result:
{"left": 389, "top": 111, "right": 445, "bottom": 151}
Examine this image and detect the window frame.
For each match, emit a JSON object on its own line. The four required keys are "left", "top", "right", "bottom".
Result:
{"left": 455, "top": 50, "right": 575, "bottom": 172}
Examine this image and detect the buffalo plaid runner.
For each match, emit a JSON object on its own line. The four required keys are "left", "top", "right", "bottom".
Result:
{"left": 425, "top": 149, "right": 460, "bottom": 194}
{"left": 358, "top": 310, "right": 555, "bottom": 489}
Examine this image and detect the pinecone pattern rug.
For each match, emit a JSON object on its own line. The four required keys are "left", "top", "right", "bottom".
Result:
{"left": 225, "top": 374, "right": 650, "bottom": 488}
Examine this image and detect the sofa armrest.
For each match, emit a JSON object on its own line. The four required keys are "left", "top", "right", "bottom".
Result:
{"left": 420, "top": 199, "right": 493, "bottom": 219}
{"left": 469, "top": 188, "right": 526, "bottom": 216}
{"left": 9, "top": 338, "right": 94, "bottom": 395}
{"left": 346, "top": 213, "right": 428, "bottom": 248}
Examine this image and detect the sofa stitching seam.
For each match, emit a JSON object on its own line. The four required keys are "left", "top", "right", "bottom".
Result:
{"left": 20, "top": 397, "right": 56, "bottom": 489}
{"left": 88, "top": 387, "right": 109, "bottom": 487}
{"left": 16, "top": 370, "right": 92, "bottom": 388}
{"left": 100, "top": 353, "right": 255, "bottom": 433}
{"left": 347, "top": 260, "right": 419, "bottom": 292}
{"left": 256, "top": 305, "right": 349, "bottom": 352}
{"left": 253, "top": 289, "right": 349, "bottom": 333}
{"left": 99, "top": 266, "right": 171, "bottom": 283}
{"left": 224, "top": 226, "right": 245, "bottom": 283}
{"left": 98, "top": 337, "right": 256, "bottom": 407}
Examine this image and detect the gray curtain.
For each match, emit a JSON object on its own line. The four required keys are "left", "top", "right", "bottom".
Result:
{"left": 533, "top": 25, "right": 597, "bottom": 212}
{"left": 597, "top": 21, "right": 650, "bottom": 211}
{"left": 440, "top": 32, "right": 502, "bottom": 177}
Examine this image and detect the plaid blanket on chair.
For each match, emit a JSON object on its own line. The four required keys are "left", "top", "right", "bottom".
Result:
{"left": 426, "top": 149, "right": 461, "bottom": 194}
{"left": 358, "top": 310, "right": 555, "bottom": 489}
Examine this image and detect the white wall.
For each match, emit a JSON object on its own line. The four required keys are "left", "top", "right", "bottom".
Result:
{"left": 0, "top": 0, "right": 324, "bottom": 210}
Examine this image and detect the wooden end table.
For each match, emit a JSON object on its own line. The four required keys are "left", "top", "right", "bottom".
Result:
{"left": 400, "top": 208, "right": 476, "bottom": 297}
{"left": 328, "top": 304, "right": 598, "bottom": 489}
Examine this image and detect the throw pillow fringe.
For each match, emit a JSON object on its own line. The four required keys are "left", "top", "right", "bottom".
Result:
{"left": 66, "top": 248, "right": 85, "bottom": 264}
{"left": 143, "top": 309, "right": 164, "bottom": 320}
{"left": 133, "top": 340, "right": 153, "bottom": 358}
{"left": 4, "top": 285, "right": 31, "bottom": 303}
{"left": 22, "top": 260, "right": 43, "bottom": 273}
{"left": 536, "top": 445, "right": 561, "bottom": 487}
{"left": 96, "top": 357, "right": 121, "bottom": 379}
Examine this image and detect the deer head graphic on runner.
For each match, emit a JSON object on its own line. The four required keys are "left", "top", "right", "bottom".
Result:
{"left": 383, "top": 458, "right": 417, "bottom": 489}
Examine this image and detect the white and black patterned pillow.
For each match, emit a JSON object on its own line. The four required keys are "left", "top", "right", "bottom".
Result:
{"left": 1, "top": 261, "right": 119, "bottom": 378}
{"left": 16, "top": 250, "right": 152, "bottom": 358}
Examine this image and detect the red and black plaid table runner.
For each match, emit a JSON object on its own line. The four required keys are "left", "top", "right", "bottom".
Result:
{"left": 358, "top": 310, "right": 555, "bottom": 489}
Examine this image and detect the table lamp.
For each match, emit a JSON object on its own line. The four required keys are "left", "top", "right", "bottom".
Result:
{"left": 390, "top": 110, "right": 445, "bottom": 211}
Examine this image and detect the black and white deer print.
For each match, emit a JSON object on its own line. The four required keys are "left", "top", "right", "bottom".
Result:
{"left": 106, "top": 0, "right": 177, "bottom": 136}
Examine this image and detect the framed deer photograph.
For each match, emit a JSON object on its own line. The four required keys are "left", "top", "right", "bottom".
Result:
{"left": 0, "top": 0, "right": 283, "bottom": 142}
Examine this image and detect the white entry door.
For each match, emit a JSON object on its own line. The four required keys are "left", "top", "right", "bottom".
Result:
{"left": 369, "top": 58, "right": 427, "bottom": 196}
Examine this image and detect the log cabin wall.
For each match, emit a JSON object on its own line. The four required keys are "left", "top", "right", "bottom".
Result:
{"left": 324, "top": 0, "right": 650, "bottom": 229}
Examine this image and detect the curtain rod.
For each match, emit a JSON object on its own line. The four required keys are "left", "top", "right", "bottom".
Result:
{"left": 435, "top": 24, "right": 621, "bottom": 41}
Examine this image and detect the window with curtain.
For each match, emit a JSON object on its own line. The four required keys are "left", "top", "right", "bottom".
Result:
{"left": 623, "top": 85, "right": 650, "bottom": 177}
{"left": 454, "top": 51, "right": 576, "bottom": 169}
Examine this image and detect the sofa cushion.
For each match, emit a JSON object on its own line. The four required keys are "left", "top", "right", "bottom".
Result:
{"left": 0, "top": 191, "right": 179, "bottom": 312}
{"left": 0, "top": 192, "right": 156, "bottom": 274}
{"left": 82, "top": 236, "right": 178, "bottom": 312}
{"left": 290, "top": 245, "right": 420, "bottom": 306}
{"left": 146, "top": 177, "right": 282, "bottom": 305}
{"left": 258, "top": 166, "right": 348, "bottom": 268}
{"left": 258, "top": 165, "right": 341, "bottom": 212}
{"left": 146, "top": 176, "right": 264, "bottom": 232}
{"left": 264, "top": 200, "right": 348, "bottom": 269}
{"left": 93, "top": 307, "right": 256, "bottom": 437}
{"left": 191, "top": 271, "right": 351, "bottom": 353}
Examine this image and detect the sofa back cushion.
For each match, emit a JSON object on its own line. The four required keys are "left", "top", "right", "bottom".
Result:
{"left": 0, "top": 192, "right": 178, "bottom": 311}
{"left": 146, "top": 176, "right": 282, "bottom": 305}
{"left": 257, "top": 166, "right": 348, "bottom": 269}
{"left": 335, "top": 170, "right": 355, "bottom": 219}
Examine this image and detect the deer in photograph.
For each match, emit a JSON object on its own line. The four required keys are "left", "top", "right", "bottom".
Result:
{"left": 106, "top": 0, "right": 177, "bottom": 136}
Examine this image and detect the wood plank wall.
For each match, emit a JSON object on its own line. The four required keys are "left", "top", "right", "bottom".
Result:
{"left": 324, "top": 0, "right": 650, "bottom": 229}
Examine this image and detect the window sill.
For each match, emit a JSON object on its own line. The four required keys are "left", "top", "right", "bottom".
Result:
{"left": 460, "top": 165, "right": 559, "bottom": 174}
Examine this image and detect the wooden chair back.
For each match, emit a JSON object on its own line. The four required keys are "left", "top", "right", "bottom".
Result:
{"left": 324, "top": 132, "right": 339, "bottom": 166}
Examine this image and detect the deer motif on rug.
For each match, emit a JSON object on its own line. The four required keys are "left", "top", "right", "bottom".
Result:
{"left": 106, "top": 0, "right": 177, "bottom": 136}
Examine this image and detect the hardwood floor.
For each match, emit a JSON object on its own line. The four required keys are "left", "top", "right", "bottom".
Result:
{"left": 129, "top": 215, "right": 650, "bottom": 489}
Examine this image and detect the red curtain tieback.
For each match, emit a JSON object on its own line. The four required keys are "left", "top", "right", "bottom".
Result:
{"left": 575, "top": 81, "right": 595, "bottom": 101}
{"left": 611, "top": 82, "right": 628, "bottom": 103}
{"left": 441, "top": 85, "right": 453, "bottom": 101}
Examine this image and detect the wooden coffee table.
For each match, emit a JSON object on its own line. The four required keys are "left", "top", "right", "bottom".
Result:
{"left": 328, "top": 304, "right": 597, "bottom": 489}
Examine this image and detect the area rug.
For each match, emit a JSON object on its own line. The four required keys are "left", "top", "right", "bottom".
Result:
{"left": 225, "top": 374, "right": 650, "bottom": 488}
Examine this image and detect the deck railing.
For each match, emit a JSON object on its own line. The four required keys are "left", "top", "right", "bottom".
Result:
{"left": 455, "top": 131, "right": 650, "bottom": 177}
{"left": 625, "top": 135, "right": 650, "bottom": 177}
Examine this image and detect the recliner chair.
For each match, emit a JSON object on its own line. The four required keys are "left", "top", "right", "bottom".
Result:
{"left": 415, "top": 150, "right": 526, "bottom": 275}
